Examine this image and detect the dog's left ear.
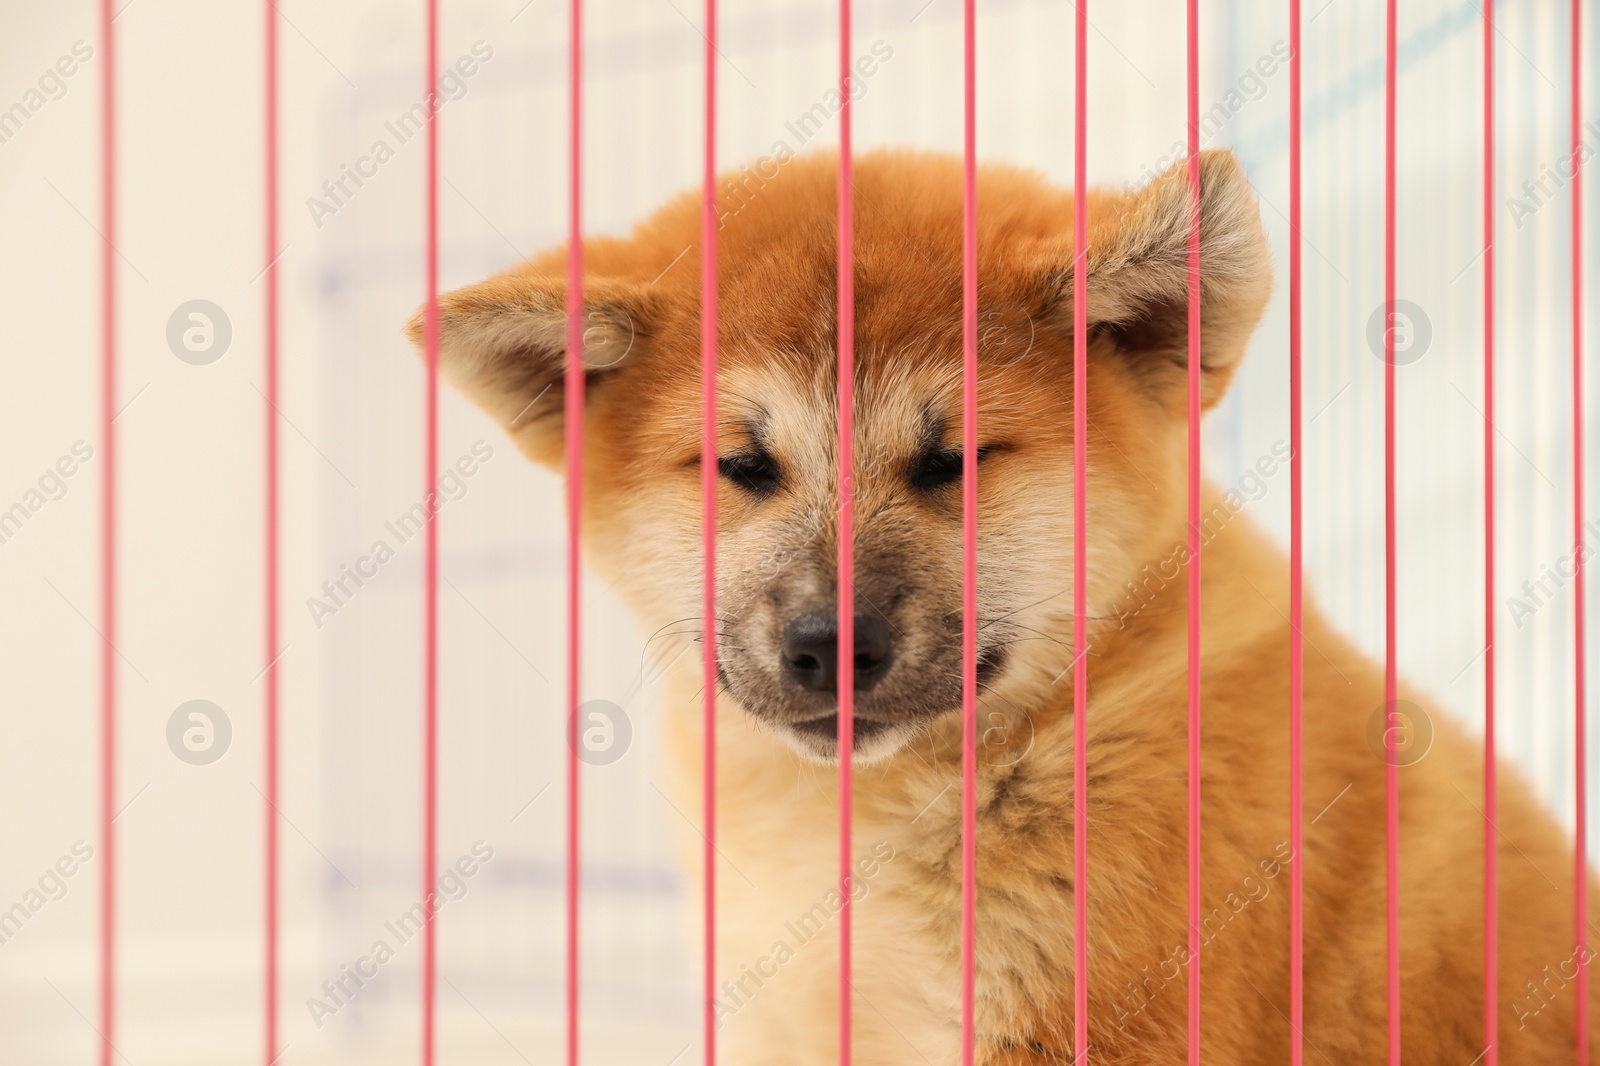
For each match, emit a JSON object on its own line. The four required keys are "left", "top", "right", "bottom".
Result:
{"left": 405, "top": 270, "right": 655, "bottom": 467}
{"left": 1043, "top": 148, "right": 1270, "bottom": 409}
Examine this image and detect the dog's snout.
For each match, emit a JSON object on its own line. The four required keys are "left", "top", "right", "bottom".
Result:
{"left": 780, "top": 612, "right": 894, "bottom": 693}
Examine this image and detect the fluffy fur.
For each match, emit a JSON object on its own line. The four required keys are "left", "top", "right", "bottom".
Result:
{"left": 411, "top": 149, "right": 1599, "bottom": 1063}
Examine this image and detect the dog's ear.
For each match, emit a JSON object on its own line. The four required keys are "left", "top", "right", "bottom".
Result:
{"left": 1046, "top": 148, "right": 1270, "bottom": 409}
{"left": 406, "top": 271, "right": 654, "bottom": 465}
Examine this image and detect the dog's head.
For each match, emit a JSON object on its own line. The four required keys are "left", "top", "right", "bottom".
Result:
{"left": 410, "top": 149, "right": 1269, "bottom": 764}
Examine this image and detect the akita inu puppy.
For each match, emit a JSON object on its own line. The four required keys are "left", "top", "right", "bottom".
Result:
{"left": 412, "top": 149, "right": 1598, "bottom": 1063}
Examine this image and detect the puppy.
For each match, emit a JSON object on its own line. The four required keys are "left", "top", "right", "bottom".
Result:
{"left": 412, "top": 149, "right": 1598, "bottom": 1063}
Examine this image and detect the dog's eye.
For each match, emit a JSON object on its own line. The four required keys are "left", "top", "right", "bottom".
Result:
{"left": 718, "top": 451, "right": 780, "bottom": 495}
{"left": 909, "top": 446, "right": 991, "bottom": 492}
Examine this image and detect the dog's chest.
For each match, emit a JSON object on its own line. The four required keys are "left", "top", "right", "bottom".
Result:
{"left": 703, "top": 751, "right": 1081, "bottom": 1062}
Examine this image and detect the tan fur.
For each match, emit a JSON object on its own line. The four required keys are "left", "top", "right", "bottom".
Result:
{"left": 411, "top": 149, "right": 1599, "bottom": 1063}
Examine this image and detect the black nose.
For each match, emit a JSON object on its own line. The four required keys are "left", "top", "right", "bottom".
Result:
{"left": 780, "top": 612, "right": 894, "bottom": 693}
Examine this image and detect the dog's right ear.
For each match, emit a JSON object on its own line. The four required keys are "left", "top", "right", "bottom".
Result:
{"left": 1037, "top": 149, "right": 1271, "bottom": 413}
{"left": 406, "top": 271, "right": 654, "bottom": 466}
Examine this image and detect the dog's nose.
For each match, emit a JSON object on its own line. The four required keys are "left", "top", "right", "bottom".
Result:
{"left": 780, "top": 612, "right": 894, "bottom": 693}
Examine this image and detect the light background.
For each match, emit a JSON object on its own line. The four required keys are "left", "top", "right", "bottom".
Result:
{"left": 0, "top": 0, "right": 1594, "bottom": 1062}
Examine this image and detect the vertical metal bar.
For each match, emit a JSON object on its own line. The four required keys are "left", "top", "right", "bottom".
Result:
{"left": 97, "top": 0, "right": 118, "bottom": 1062}
{"left": 1184, "top": 3, "right": 1203, "bottom": 1063}
{"left": 263, "top": 2, "right": 282, "bottom": 1061}
{"left": 960, "top": 0, "right": 979, "bottom": 1059}
{"left": 1071, "top": 0, "right": 1089, "bottom": 1058}
{"left": 421, "top": 0, "right": 441, "bottom": 1061}
{"left": 836, "top": 0, "right": 856, "bottom": 1056}
{"left": 1571, "top": 1, "right": 1589, "bottom": 1061}
{"left": 700, "top": 0, "right": 719, "bottom": 1058}
{"left": 1288, "top": 1, "right": 1305, "bottom": 1062}
{"left": 1383, "top": 1, "right": 1401, "bottom": 1061}
{"left": 565, "top": 0, "right": 585, "bottom": 1055}
{"left": 1482, "top": 2, "right": 1498, "bottom": 1062}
